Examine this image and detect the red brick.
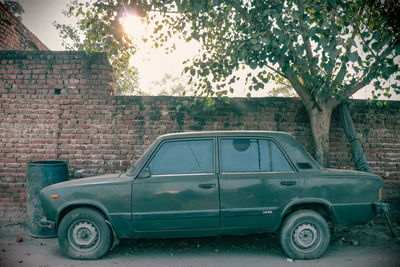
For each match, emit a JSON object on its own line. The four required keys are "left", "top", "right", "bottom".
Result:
{"left": 1, "top": 50, "right": 399, "bottom": 225}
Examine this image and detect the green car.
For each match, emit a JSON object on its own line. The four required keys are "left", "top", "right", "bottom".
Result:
{"left": 39, "top": 131, "right": 388, "bottom": 260}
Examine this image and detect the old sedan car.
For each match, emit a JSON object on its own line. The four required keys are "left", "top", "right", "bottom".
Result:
{"left": 39, "top": 131, "right": 388, "bottom": 260}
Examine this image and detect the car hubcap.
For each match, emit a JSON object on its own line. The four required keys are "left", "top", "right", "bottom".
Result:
{"left": 69, "top": 220, "right": 100, "bottom": 252}
{"left": 292, "top": 223, "right": 319, "bottom": 250}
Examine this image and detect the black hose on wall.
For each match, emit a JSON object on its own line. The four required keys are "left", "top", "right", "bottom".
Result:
{"left": 338, "top": 103, "right": 373, "bottom": 173}
{"left": 340, "top": 104, "right": 396, "bottom": 237}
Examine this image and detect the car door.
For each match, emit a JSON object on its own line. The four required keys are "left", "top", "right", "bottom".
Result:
{"left": 132, "top": 138, "right": 220, "bottom": 231}
{"left": 218, "top": 137, "right": 298, "bottom": 230}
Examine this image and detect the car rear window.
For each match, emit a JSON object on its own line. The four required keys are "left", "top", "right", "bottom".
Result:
{"left": 220, "top": 138, "right": 292, "bottom": 172}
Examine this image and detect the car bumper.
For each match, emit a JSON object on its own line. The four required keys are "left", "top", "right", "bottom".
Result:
{"left": 332, "top": 202, "right": 390, "bottom": 225}
{"left": 373, "top": 202, "right": 390, "bottom": 214}
{"left": 39, "top": 217, "right": 56, "bottom": 231}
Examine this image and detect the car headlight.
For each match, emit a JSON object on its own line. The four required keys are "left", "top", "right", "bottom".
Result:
{"left": 378, "top": 187, "right": 383, "bottom": 201}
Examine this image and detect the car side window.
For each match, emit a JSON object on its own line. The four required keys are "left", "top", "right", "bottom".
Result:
{"left": 148, "top": 139, "right": 214, "bottom": 175}
{"left": 220, "top": 138, "right": 292, "bottom": 172}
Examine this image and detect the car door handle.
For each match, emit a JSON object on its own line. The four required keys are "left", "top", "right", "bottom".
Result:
{"left": 280, "top": 181, "right": 297, "bottom": 186}
{"left": 199, "top": 183, "right": 216, "bottom": 189}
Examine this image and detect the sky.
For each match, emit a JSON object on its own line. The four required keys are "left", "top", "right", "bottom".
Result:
{"left": 21, "top": 0, "right": 69, "bottom": 51}
{"left": 20, "top": 0, "right": 203, "bottom": 94}
{"left": 20, "top": 0, "right": 399, "bottom": 100}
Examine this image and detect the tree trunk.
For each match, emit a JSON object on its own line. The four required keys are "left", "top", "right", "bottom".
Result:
{"left": 307, "top": 105, "right": 335, "bottom": 168}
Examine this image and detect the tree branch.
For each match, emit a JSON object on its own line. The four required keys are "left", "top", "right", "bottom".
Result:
{"left": 323, "top": 57, "right": 335, "bottom": 89}
{"left": 346, "top": 5, "right": 379, "bottom": 59}
{"left": 328, "top": 5, "right": 362, "bottom": 91}
{"left": 264, "top": 64, "right": 288, "bottom": 79}
{"left": 227, "top": 0, "right": 259, "bottom": 30}
{"left": 354, "top": 24, "right": 377, "bottom": 58}
{"left": 285, "top": 71, "right": 313, "bottom": 110}
{"left": 341, "top": 77, "right": 371, "bottom": 100}
{"left": 341, "top": 42, "right": 394, "bottom": 100}
{"left": 297, "top": 0, "right": 317, "bottom": 77}
{"left": 330, "top": 29, "right": 357, "bottom": 89}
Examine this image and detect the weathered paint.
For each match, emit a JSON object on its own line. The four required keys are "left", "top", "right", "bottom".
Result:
{"left": 40, "top": 131, "right": 384, "bottom": 239}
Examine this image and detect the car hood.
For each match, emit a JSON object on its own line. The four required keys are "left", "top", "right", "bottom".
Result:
{"left": 43, "top": 173, "right": 123, "bottom": 190}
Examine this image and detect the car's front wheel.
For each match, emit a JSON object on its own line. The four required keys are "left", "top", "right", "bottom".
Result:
{"left": 58, "top": 207, "right": 111, "bottom": 259}
{"left": 279, "top": 210, "right": 330, "bottom": 259}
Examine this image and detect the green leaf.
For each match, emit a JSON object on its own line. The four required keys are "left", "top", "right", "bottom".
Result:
{"left": 250, "top": 62, "right": 257, "bottom": 70}
{"left": 372, "top": 31, "right": 382, "bottom": 40}
{"left": 348, "top": 52, "right": 358, "bottom": 62}
{"left": 329, "top": 48, "right": 340, "bottom": 59}
{"left": 395, "top": 45, "right": 400, "bottom": 55}
{"left": 261, "top": 38, "right": 270, "bottom": 45}
{"left": 253, "top": 44, "right": 262, "bottom": 51}
{"left": 348, "top": 38, "right": 357, "bottom": 47}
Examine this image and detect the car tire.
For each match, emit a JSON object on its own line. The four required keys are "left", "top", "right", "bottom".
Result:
{"left": 58, "top": 207, "right": 111, "bottom": 259}
{"left": 279, "top": 210, "right": 330, "bottom": 259}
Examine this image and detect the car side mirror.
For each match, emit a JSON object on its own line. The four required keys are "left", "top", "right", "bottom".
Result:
{"left": 138, "top": 167, "right": 151, "bottom": 179}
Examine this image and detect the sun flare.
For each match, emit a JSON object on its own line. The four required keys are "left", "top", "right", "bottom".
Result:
{"left": 121, "top": 14, "right": 148, "bottom": 40}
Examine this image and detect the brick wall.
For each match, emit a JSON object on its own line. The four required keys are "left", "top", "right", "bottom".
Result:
{"left": 0, "top": 51, "right": 114, "bottom": 222}
{"left": 0, "top": 3, "right": 48, "bottom": 50}
{"left": 1, "top": 50, "right": 399, "bottom": 224}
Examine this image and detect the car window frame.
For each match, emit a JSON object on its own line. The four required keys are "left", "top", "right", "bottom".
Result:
{"left": 218, "top": 136, "right": 296, "bottom": 174}
{"left": 139, "top": 137, "right": 217, "bottom": 178}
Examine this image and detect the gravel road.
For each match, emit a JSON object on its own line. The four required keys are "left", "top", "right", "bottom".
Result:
{"left": 1, "top": 216, "right": 399, "bottom": 267}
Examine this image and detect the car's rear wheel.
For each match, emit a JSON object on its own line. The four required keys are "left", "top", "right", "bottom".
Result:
{"left": 279, "top": 210, "right": 330, "bottom": 259}
{"left": 58, "top": 207, "right": 111, "bottom": 259}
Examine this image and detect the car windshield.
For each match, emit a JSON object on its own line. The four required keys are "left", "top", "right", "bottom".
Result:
{"left": 124, "top": 139, "right": 158, "bottom": 176}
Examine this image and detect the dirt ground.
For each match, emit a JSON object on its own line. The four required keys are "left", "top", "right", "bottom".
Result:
{"left": 0, "top": 216, "right": 399, "bottom": 267}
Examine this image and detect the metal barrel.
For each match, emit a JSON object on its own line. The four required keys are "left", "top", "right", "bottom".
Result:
{"left": 26, "top": 161, "right": 68, "bottom": 237}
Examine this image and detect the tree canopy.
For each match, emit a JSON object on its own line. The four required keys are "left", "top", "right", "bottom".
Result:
{"left": 361, "top": 0, "right": 400, "bottom": 45}
{"left": 1, "top": 0, "right": 24, "bottom": 19}
{"left": 57, "top": 0, "right": 400, "bottom": 166}
{"left": 54, "top": 0, "right": 140, "bottom": 95}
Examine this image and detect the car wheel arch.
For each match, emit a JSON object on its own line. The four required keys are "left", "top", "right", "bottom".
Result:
{"left": 57, "top": 202, "right": 111, "bottom": 230}
{"left": 279, "top": 199, "right": 336, "bottom": 230}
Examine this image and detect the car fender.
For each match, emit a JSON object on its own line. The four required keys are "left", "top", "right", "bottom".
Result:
{"left": 279, "top": 197, "right": 336, "bottom": 226}
{"left": 56, "top": 199, "right": 111, "bottom": 226}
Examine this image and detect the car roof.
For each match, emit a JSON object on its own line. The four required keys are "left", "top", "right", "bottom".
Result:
{"left": 159, "top": 130, "right": 293, "bottom": 140}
